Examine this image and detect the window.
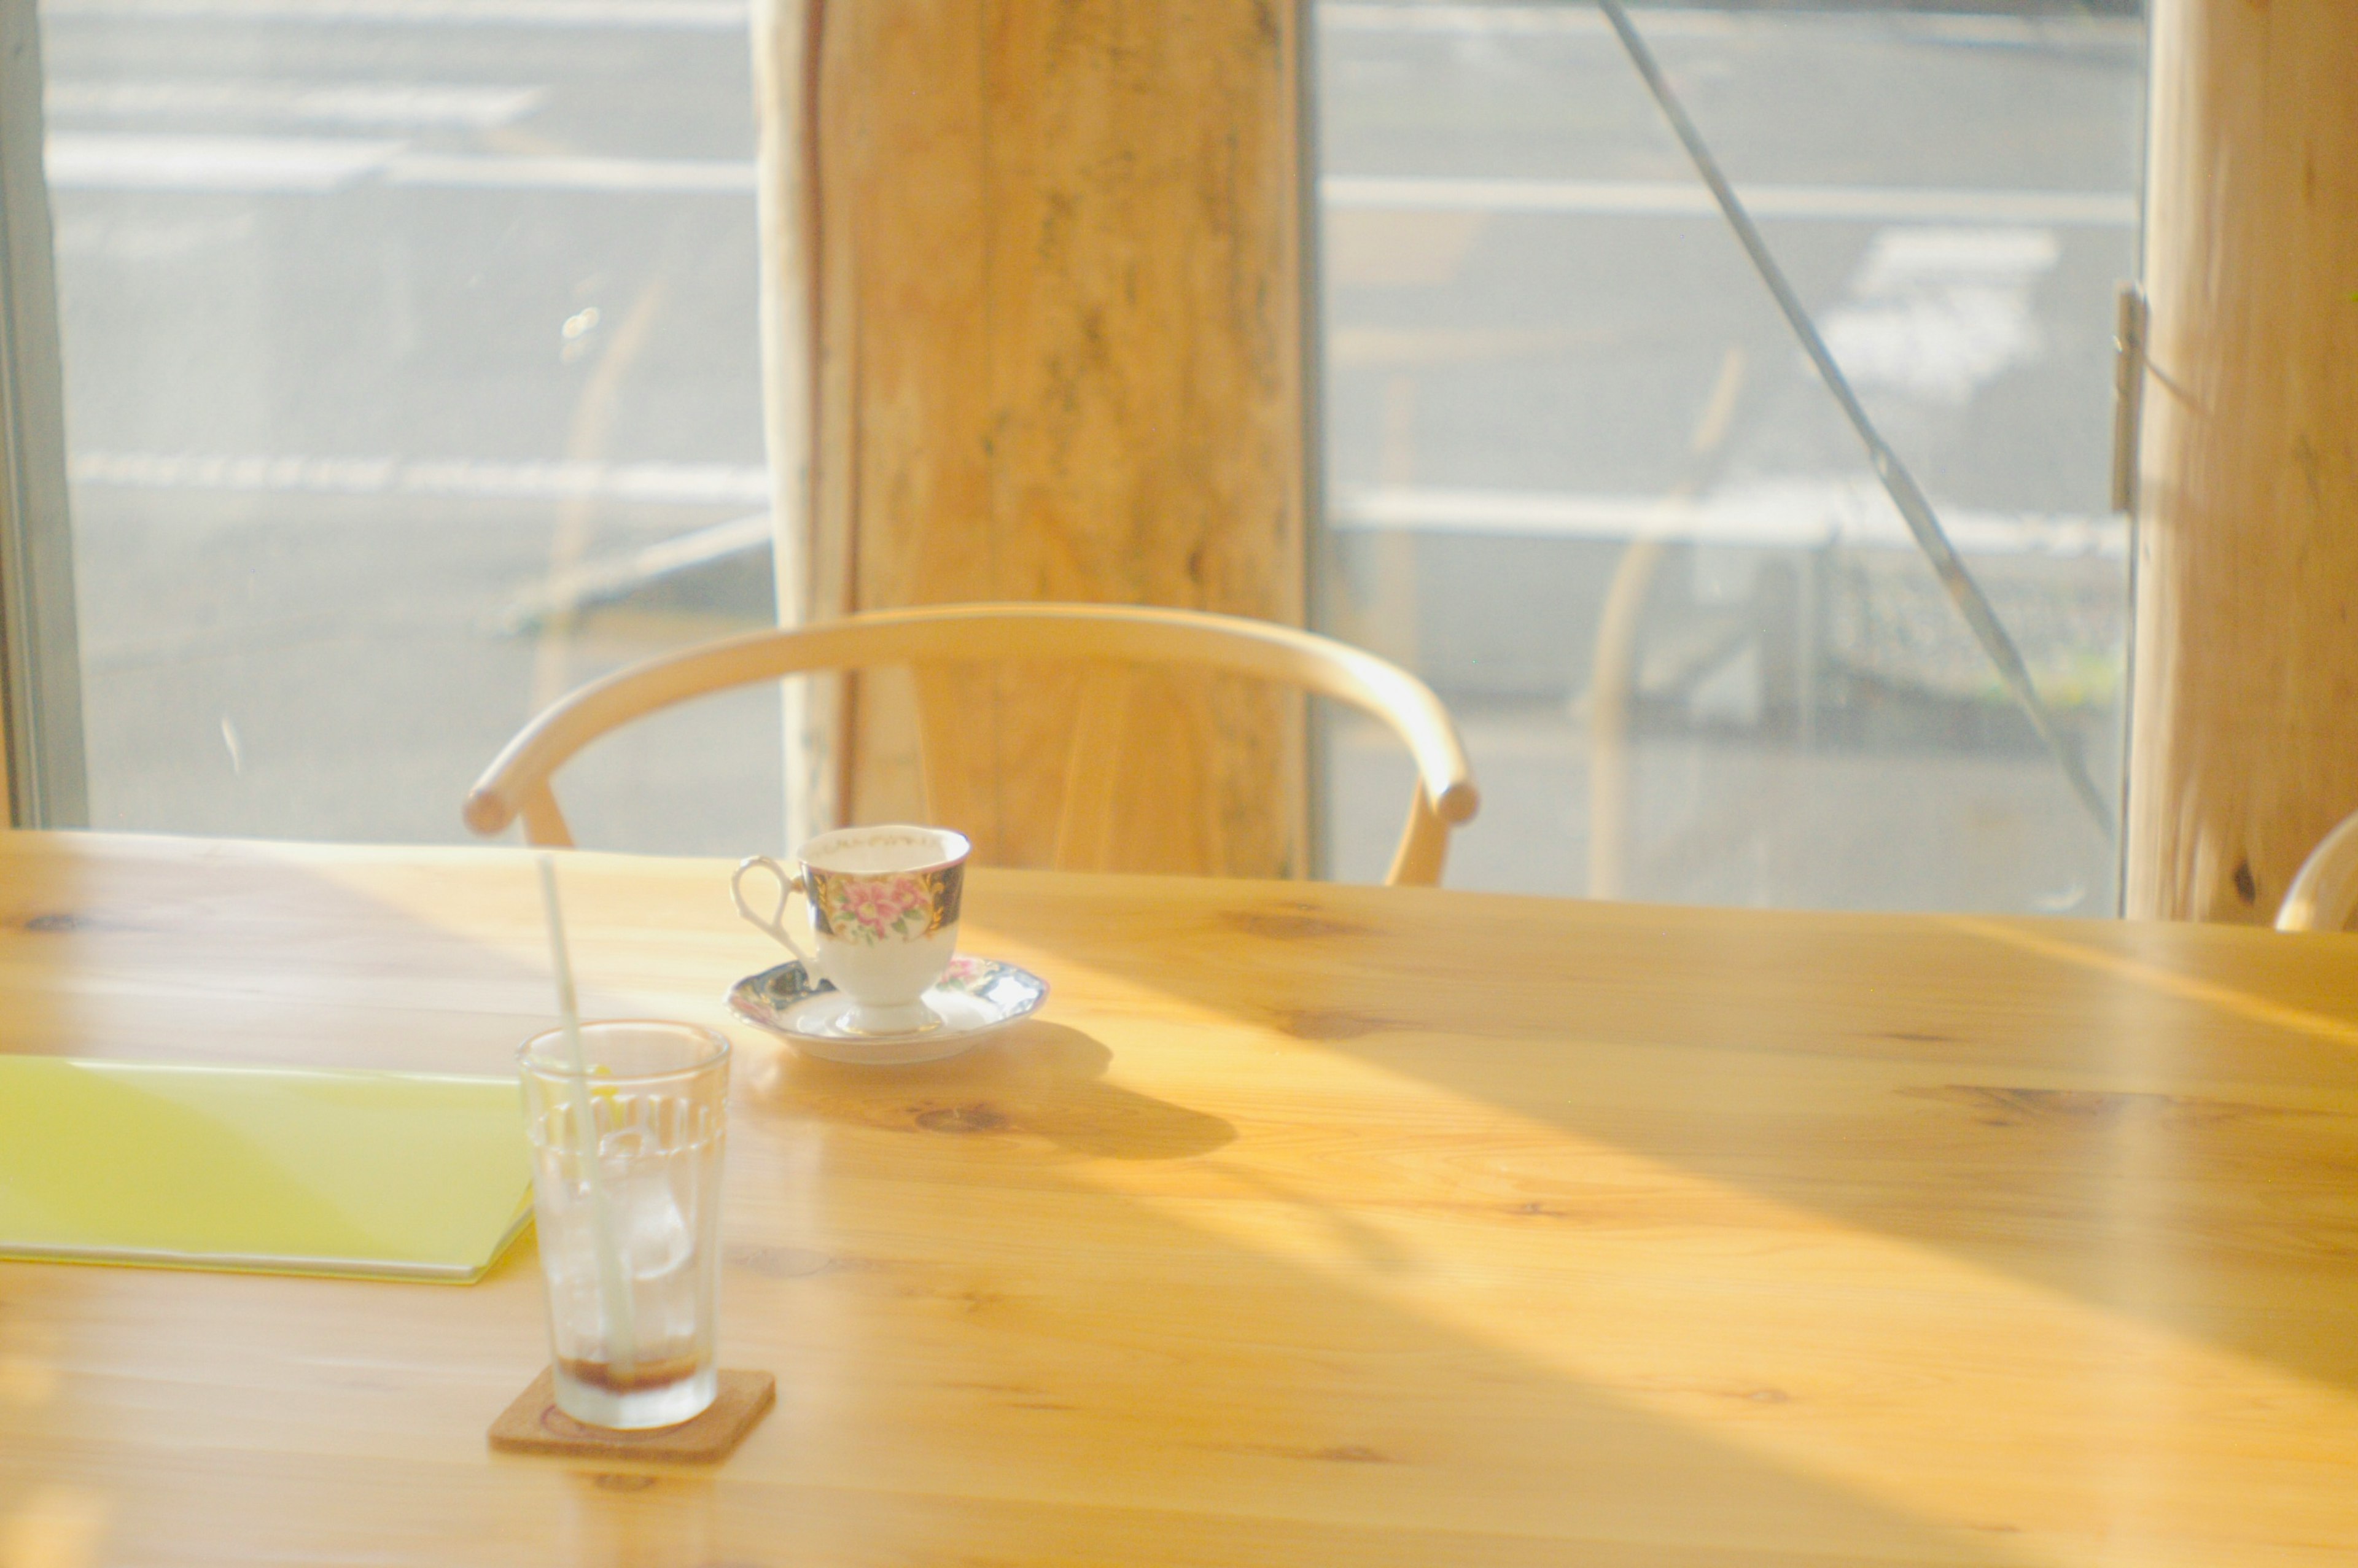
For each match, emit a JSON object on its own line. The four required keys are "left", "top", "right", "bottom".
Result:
{"left": 31, "top": 0, "right": 780, "bottom": 852}
{"left": 1314, "top": 1, "right": 2141, "bottom": 912}
{"left": 4, "top": 0, "right": 2145, "bottom": 912}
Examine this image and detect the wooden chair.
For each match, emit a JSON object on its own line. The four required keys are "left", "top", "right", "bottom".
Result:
{"left": 2276, "top": 809, "right": 2358, "bottom": 931}
{"left": 465, "top": 602, "right": 1479, "bottom": 886}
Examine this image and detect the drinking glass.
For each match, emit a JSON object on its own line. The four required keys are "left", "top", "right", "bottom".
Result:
{"left": 518, "top": 1020, "right": 730, "bottom": 1429}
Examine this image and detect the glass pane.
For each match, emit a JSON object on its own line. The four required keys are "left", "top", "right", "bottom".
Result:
{"left": 43, "top": 0, "right": 778, "bottom": 853}
{"left": 1315, "top": 1, "right": 2141, "bottom": 912}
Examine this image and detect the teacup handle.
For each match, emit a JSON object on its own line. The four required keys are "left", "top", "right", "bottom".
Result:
{"left": 731, "top": 856, "right": 816, "bottom": 968}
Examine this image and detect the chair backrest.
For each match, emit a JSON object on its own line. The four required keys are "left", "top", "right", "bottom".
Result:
{"left": 465, "top": 602, "right": 1479, "bottom": 885}
{"left": 2277, "top": 808, "right": 2358, "bottom": 931}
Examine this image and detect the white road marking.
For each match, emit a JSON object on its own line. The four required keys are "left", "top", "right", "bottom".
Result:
{"left": 1819, "top": 227, "right": 2061, "bottom": 405}
{"left": 44, "top": 134, "right": 755, "bottom": 193}
{"left": 1323, "top": 176, "right": 2136, "bottom": 228}
{"left": 71, "top": 451, "right": 2109, "bottom": 559}
{"left": 71, "top": 451, "right": 770, "bottom": 507}
{"left": 42, "top": 136, "right": 2133, "bottom": 225}
{"left": 43, "top": 133, "right": 402, "bottom": 191}
{"left": 382, "top": 152, "right": 755, "bottom": 192}
{"left": 38, "top": 0, "right": 748, "bottom": 30}
{"left": 1330, "top": 476, "right": 2124, "bottom": 559}
{"left": 44, "top": 79, "right": 545, "bottom": 129}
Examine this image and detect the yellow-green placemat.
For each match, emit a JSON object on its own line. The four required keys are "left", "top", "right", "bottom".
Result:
{"left": 0, "top": 1055, "right": 532, "bottom": 1283}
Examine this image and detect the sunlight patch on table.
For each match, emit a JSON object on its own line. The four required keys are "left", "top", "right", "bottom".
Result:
{"left": 1952, "top": 917, "right": 2358, "bottom": 1056}
{"left": 0, "top": 1486, "right": 106, "bottom": 1568}
{"left": 1068, "top": 1058, "right": 2358, "bottom": 1559}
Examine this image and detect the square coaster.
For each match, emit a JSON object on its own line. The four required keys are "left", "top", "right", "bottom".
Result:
{"left": 489, "top": 1368, "right": 776, "bottom": 1464}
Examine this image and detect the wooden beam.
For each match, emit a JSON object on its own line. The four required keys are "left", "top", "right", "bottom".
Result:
{"left": 2126, "top": 0, "right": 2358, "bottom": 921}
{"left": 763, "top": 0, "right": 1309, "bottom": 877}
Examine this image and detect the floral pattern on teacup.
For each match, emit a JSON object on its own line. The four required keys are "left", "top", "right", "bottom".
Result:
{"left": 808, "top": 864, "right": 963, "bottom": 945}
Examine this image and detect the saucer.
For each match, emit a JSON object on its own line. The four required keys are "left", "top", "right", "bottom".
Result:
{"left": 726, "top": 955, "right": 1049, "bottom": 1065}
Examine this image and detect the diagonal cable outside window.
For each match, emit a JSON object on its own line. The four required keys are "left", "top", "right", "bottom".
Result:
{"left": 1593, "top": 0, "right": 2117, "bottom": 842}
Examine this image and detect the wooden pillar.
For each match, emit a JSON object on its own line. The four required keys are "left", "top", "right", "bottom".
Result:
{"left": 753, "top": 0, "right": 1310, "bottom": 877}
{"left": 2125, "top": 0, "right": 2358, "bottom": 921}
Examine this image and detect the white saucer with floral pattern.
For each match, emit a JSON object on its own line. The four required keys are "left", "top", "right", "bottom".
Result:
{"left": 726, "top": 955, "right": 1049, "bottom": 1065}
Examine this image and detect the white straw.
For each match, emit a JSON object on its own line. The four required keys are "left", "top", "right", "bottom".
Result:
{"left": 536, "top": 855, "right": 638, "bottom": 1381}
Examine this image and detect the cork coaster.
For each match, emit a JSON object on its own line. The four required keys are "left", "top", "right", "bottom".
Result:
{"left": 488, "top": 1368, "right": 775, "bottom": 1464}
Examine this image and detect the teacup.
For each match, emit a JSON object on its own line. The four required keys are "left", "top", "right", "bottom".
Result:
{"left": 731, "top": 825, "right": 971, "bottom": 1036}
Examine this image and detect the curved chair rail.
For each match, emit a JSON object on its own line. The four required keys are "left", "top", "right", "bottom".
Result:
{"left": 467, "top": 602, "right": 1479, "bottom": 885}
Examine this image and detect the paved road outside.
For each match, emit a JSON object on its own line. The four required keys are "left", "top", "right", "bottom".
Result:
{"left": 35, "top": 0, "right": 2144, "bottom": 907}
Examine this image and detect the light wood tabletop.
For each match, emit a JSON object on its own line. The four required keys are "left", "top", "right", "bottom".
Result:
{"left": 2, "top": 830, "right": 2356, "bottom": 1566}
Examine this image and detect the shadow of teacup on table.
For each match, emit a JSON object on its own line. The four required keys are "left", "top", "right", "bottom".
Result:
{"left": 740, "top": 1020, "right": 1235, "bottom": 1162}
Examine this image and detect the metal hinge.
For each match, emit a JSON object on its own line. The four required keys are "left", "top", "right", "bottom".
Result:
{"left": 2111, "top": 282, "right": 2147, "bottom": 514}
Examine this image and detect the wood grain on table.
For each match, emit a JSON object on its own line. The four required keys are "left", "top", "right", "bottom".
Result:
{"left": 1, "top": 831, "right": 2356, "bottom": 1566}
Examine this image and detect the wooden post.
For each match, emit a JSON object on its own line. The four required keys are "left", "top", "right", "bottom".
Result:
{"left": 753, "top": 0, "right": 1310, "bottom": 877}
{"left": 2125, "top": 0, "right": 2358, "bottom": 922}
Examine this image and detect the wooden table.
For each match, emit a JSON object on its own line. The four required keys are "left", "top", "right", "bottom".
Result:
{"left": 2, "top": 831, "right": 2356, "bottom": 1566}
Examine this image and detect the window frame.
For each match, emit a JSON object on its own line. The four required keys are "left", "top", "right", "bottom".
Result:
{"left": 0, "top": 0, "right": 87, "bottom": 827}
